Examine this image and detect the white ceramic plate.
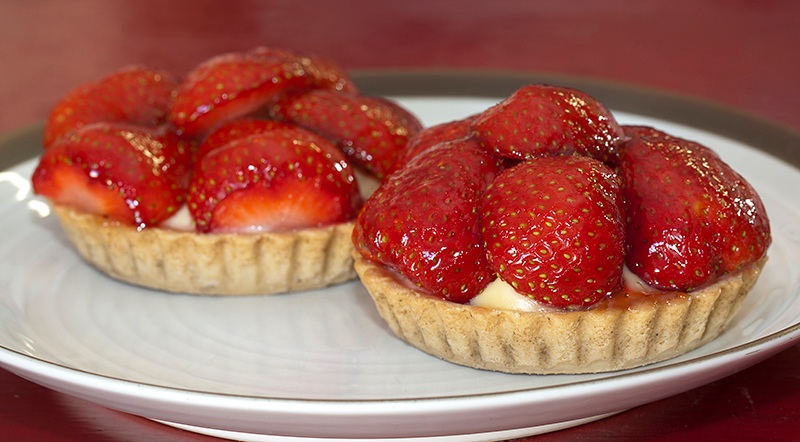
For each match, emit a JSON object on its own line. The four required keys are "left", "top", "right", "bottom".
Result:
{"left": 1, "top": 74, "right": 800, "bottom": 441}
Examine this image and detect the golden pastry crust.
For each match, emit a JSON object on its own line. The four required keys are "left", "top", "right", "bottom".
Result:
{"left": 354, "top": 254, "right": 766, "bottom": 374}
{"left": 53, "top": 206, "right": 357, "bottom": 295}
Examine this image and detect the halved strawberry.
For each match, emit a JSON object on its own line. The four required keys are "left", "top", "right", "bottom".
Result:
{"left": 32, "top": 122, "right": 189, "bottom": 227}
{"left": 619, "top": 126, "right": 771, "bottom": 291}
{"left": 480, "top": 155, "right": 625, "bottom": 309}
{"left": 270, "top": 89, "right": 423, "bottom": 180}
{"left": 169, "top": 47, "right": 355, "bottom": 139}
{"left": 43, "top": 66, "right": 178, "bottom": 148}
{"left": 248, "top": 46, "right": 357, "bottom": 93}
{"left": 353, "top": 137, "right": 502, "bottom": 303}
{"left": 188, "top": 130, "right": 361, "bottom": 233}
{"left": 196, "top": 118, "right": 335, "bottom": 159}
{"left": 471, "top": 84, "right": 624, "bottom": 165}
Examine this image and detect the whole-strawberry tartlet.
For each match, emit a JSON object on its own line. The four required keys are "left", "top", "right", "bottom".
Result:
{"left": 352, "top": 84, "right": 771, "bottom": 374}
{"left": 32, "top": 47, "right": 421, "bottom": 296}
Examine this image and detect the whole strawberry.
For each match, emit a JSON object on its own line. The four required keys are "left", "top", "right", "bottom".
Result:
{"left": 188, "top": 130, "right": 361, "bottom": 233}
{"left": 480, "top": 155, "right": 625, "bottom": 309}
{"left": 270, "top": 89, "right": 423, "bottom": 180}
{"left": 353, "top": 137, "right": 502, "bottom": 303}
{"left": 32, "top": 122, "right": 190, "bottom": 228}
{"left": 43, "top": 66, "right": 178, "bottom": 148}
{"left": 471, "top": 84, "right": 624, "bottom": 165}
{"left": 619, "top": 126, "right": 771, "bottom": 291}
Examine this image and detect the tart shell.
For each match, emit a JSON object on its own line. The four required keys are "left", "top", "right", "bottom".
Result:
{"left": 354, "top": 254, "right": 767, "bottom": 374}
{"left": 53, "top": 206, "right": 357, "bottom": 295}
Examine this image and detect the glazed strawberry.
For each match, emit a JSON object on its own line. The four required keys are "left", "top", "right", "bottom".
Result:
{"left": 270, "top": 89, "right": 423, "bottom": 180}
{"left": 480, "top": 155, "right": 625, "bottom": 309}
{"left": 353, "top": 137, "right": 501, "bottom": 302}
{"left": 619, "top": 126, "right": 771, "bottom": 291}
{"left": 196, "top": 118, "right": 334, "bottom": 159}
{"left": 471, "top": 84, "right": 624, "bottom": 164}
{"left": 169, "top": 52, "right": 308, "bottom": 138}
{"left": 32, "top": 122, "right": 190, "bottom": 227}
{"left": 402, "top": 115, "right": 477, "bottom": 164}
{"left": 43, "top": 66, "right": 178, "bottom": 148}
{"left": 249, "top": 46, "right": 357, "bottom": 93}
{"left": 188, "top": 130, "right": 361, "bottom": 233}
{"left": 169, "top": 47, "right": 355, "bottom": 138}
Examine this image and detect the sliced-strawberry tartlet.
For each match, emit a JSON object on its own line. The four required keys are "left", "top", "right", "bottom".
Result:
{"left": 352, "top": 84, "right": 770, "bottom": 374}
{"left": 31, "top": 47, "right": 422, "bottom": 296}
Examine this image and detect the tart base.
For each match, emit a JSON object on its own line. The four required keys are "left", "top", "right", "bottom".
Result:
{"left": 53, "top": 206, "right": 357, "bottom": 296}
{"left": 354, "top": 254, "right": 766, "bottom": 374}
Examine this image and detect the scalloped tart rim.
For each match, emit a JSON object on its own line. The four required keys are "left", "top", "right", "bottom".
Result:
{"left": 53, "top": 206, "right": 357, "bottom": 296}
{"left": 354, "top": 254, "right": 766, "bottom": 374}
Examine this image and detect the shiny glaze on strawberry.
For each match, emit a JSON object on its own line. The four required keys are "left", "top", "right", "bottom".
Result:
{"left": 33, "top": 47, "right": 421, "bottom": 235}
{"left": 354, "top": 84, "right": 770, "bottom": 311}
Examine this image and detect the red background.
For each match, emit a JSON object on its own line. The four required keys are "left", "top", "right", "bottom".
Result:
{"left": 1, "top": 1, "right": 799, "bottom": 440}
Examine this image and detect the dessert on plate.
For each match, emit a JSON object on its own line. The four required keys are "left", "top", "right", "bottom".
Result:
{"left": 353, "top": 84, "right": 771, "bottom": 374}
{"left": 31, "top": 47, "right": 422, "bottom": 295}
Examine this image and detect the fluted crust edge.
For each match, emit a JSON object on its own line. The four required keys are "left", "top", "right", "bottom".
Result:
{"left": 354, "top": 254, "right": 766, "bottom": 374}
{"left": 54, "top": 206, "right": 357, "bottom": 295}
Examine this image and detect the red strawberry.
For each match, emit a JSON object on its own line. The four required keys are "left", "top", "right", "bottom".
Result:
{"left": 402, "top": 115, "right": 477, "bottom": 164}
{"left": 43, "top": 66, "right": 178, "bottom": 148}
{"left": 471, "top": 84, "right": 624, "bottom": 164}
{"left": 32, "top": 122, "right": 190, "bottom": 227}
{"left": 480, "top": 155, "right": 625, "bottom": 309}
{"left": 169, "top": 47, "right": 355, "bottom": 138}
{"left": 270, "top": 89, "right": 423, "bottom": 180}
{"left": 249, "top": 46, "right": 357, "bottom": 93}
{"left": 619, "top": 126, "right": 771, "bottom": 291}
{"left": 196, "top": 118, "right": 334, "bottom": 159}
{"left": 188, "top": 130, "right": 361, "bottom": 233}
{"left": 169, "top": 52, "right": 309, "bottom": 138}
{"left": 353, "top": 137, "right": 502, "bottom": 303}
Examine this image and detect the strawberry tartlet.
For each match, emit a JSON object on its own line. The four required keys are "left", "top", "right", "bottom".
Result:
{"left": 353, "top": 84, "right": 771, "bottom": 374}
{"left": 32, "top": 47, "right": 421, "bottom": 295}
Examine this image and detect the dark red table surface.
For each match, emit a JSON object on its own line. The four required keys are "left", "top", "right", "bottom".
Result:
{"left": 2, "top": 1, "right": 800, "bottom": 440}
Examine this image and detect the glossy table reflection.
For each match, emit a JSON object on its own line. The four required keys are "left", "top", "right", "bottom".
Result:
{"left": 2, "top": 0, "right": 800, "bottom": 440}
{"left": 1, "top": 345, "right": 798, "bottom": 441}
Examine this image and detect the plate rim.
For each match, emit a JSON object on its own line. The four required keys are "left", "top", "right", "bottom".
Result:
{"left": 350, "top": 69, "right": 800, "bottom": 169}
{"left": 3, "top": 69, "right": 800, "bottom": 171}
{"left": 2, "top": 70, "right": 800, "bottom": 439}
